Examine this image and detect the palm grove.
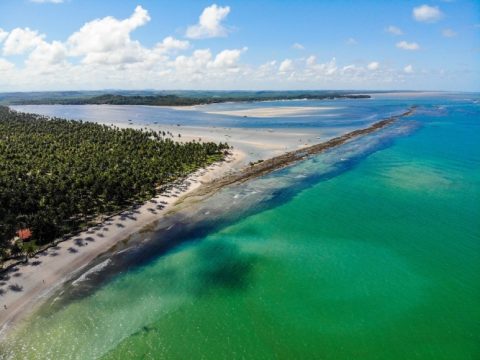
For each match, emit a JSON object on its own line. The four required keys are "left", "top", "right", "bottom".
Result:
{"left": 0, "top": 106, "right": 229, "bottom": 260}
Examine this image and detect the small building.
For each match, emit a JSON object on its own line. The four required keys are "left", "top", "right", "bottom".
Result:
{"left": 16, "top": 228, "right": 32, "bottom": 242}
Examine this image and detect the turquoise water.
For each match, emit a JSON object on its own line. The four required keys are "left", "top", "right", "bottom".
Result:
{"left": 1, "top": 95, "right": 479, "bottom": 359}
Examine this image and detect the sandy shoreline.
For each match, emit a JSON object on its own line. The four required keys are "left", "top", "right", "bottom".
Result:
{"left": 204, "top": 106, "right": 340, "bottom": 118}
{"left": 0, "top": 120, "right": 325, "bottom": 335}
{"left": 0, "top": 149, "right": 244, "bottom": 336}
{"left": 101, "top": 122, "right": 352, "bottom": 166}
{"left": 0, "top": 105, "right": 415, "bottom": 337}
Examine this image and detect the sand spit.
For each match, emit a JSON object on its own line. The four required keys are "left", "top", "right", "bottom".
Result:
{"left": 179, "top": 107, "right": 417, "bottom": 206}
{"left": 205, "top": 106, "right": 340, "bottom": 118}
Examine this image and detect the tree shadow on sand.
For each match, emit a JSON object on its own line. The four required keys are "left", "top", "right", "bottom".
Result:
{"left": 9, "top": 283, "right": 23, "bottom": 292}
{"left": 67, "top": 247, "right": 78, "bottom": 253}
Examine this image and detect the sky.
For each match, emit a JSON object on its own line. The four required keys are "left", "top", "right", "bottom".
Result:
{"left": 0, "top": 0, "right": 478, "bottom": 92}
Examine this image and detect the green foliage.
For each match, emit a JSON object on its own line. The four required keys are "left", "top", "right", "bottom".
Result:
{"left": 8, "top": 92, "right": 370, "bottom": 106}
{"left": 21, "top": 241, "right": 38, "bottom": 258}
{"left": 0, "top": 106, "right": 229, "bottom": 258}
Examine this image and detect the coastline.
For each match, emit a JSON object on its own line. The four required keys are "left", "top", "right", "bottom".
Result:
{"left": 203, "top": 106, "right": 341, "bottom": 118}
{"left": 0, "top": 106, "right": 415, "bottom": 337}
{"left": 0, "top": 149, "right": 244, "bottom": 336}
{"left": 178, "top": 106, "right": 416, "bottom": 206}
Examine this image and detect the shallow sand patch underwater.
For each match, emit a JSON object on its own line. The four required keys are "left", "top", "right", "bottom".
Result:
{"left": 384, "top": 163, "right": 455, "bottom": 191}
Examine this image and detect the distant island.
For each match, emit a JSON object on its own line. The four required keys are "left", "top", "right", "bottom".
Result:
{"left": 0, "top": 106, "right": 229, "bottom": 261}
{"left": 1, "top": 90, "right": 371, "bottom": 106}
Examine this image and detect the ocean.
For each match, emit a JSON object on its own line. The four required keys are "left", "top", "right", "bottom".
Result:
{"left": 2, "top": 93, "right": 479, "bottom": 359}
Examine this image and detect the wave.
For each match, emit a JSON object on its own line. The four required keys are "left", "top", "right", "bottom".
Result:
{"left": 71, "top": 259, "right": 112, "bottom": 287}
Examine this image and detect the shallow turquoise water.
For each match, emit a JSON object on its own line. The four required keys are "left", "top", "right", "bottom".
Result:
{"left": 2, "top": 95, "right": 479, "bottom": 359}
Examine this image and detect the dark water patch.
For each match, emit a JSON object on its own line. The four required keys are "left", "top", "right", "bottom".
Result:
{"left": 43, "top": 118, "right": 420, "bottom": 310}
{"left": 192, "top": 241, "right": 258, "bottom": 295}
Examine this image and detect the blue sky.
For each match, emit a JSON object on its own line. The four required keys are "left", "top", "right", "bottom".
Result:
{"left": 0, "top": 0, "right": 478, "bottom": 91}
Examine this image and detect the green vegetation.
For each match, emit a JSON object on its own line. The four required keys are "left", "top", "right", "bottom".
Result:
{"left": 0, "top": 106, "right": 229, "bottom": 259}
{"left": 4, "top": 91, "right": 370, "bottom": 106}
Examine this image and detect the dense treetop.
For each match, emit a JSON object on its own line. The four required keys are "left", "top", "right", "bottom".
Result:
{"left": 2, "top": 91, "right": 370, "bottom": 106}
{"left": 0, "top": 106, "right": 229, "bottom": 259}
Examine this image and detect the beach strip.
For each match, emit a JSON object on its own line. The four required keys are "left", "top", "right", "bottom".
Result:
{"left": 0, "top": 149, "right": 244, "bottom": 335}
{"left": 0, "top": 106, "right": 415, "bottom": 335}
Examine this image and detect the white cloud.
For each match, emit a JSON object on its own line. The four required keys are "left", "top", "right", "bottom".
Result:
{"left": 30, "top": 0, "right": 64, "bottom": 3}
{"left": 342, "top": 64, "right": 357, "bottom": 72}
{"left": 1, "top": 26, "right": 68, "bottom": 73}
{"left": 26, "top": 40, "right": 67, "bottom": 67}
{"left": 0, "top": 5, "right": 248, "bottom": 88}
{"left": 0, "top": 29, "right": 8, "bottom": 43}
{"left": 67, "top": 5, "right": 150, "bottom": 65}
{"left": 212, "top": 47, "right": 247, "bottom": 68}
{"left": 442, "top": 28, "right": 457, "bottom": 37}
{"left": 0, "top": 50, "right": 430, "bottom": 91}
{"left": 306, "top": 55, "right": 316, "bottom": 67}
{"left": 367, "top": 61, "right": 380, "bottom": 70}
{"left": 173, "top": 49, "right": 213, "bottom": 72}
{"left": 404, "top": 64, "right": 414, "bottom": 73}
{"left": 305, "top": 56, "right": 337, "bottom": 76}
{"left": 256, "top": 60, "right": 277, "bottom": 79}
{"left": 169, "top": 46, "right": 246, "bottom": 80}
{"left": 0, "top": 58, "right": 15, "bottom": 72}
{"left": 3, "top": 28, "right": 44, "bottom": 55}
{"left": 0, "top": 5, "right": 452, "bottom": 91}
{"left": 413, "top": 5, "right": 443, "bottom": 23}
{"left": 245, "top": 56, "right": 420, "bottom": 89}
{"left": 155, "top": 36, "right": 190, "bottom": 53}
{"left": 279, "top": 59, "right": 294, "bottom": 73}
{"left": 346, "top": 38, "right": 358, "bottom": 45}
{"left": 386, "top": 25, "right": 403, "bottom": 35}
{"left": 292, "top": 43, "right": 305, "bottom": 50}
{"left": 185, "top": 4, "right": 231, "bottom": 39}
{"left": 396, "top": 41, "right": 420, "bottom": 51}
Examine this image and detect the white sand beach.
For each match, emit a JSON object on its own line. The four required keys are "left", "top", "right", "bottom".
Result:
{"left": 204, "top": 106, "right": 340, "bottom": 118}
{"left": 0, "top": 150, "right": 244, "bottom": 335}
{"left": 0, "top": 123, "right": 331, "bottom": 334}
{"left": 0, "top": 100, "right": 364, "bottom": 335}
{"left": 0, "top": 103, "right": 413, "bottom": 338}
{"left": 96, "top": 120, "right": 336, "bottom": 165}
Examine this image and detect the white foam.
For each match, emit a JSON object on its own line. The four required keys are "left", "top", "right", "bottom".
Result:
{"left": 71, "top": 259, "right": 111, "bottom": 287}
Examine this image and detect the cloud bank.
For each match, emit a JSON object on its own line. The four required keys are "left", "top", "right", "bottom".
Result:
{"left": 0, "top": 4, "right": 445, "bottom": 91}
